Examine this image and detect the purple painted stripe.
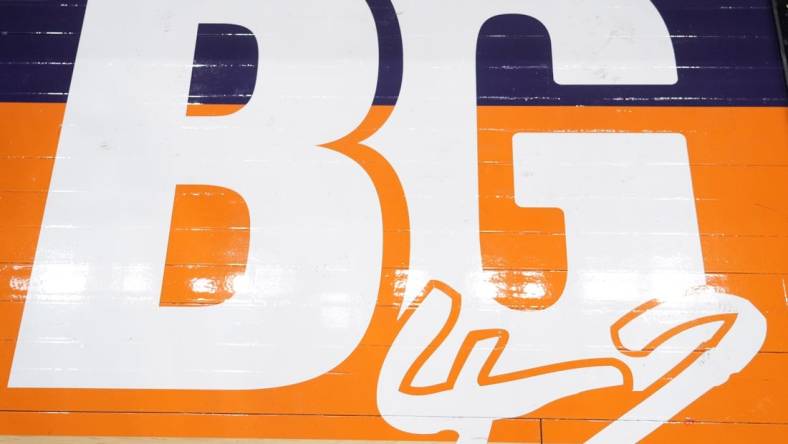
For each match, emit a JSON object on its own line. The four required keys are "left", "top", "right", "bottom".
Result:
{"left": 476, "top": 0, "right": 787, "bottom": 106}
{"left": 0, "top": 0, "right": 785, "bottom": 106}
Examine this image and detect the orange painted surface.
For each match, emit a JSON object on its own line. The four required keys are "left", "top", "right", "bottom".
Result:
{"left": 542, "top": 419, "right": 788, "bottom": 444}
{"left": 0, "top": 102, "right": 786, "bottom": 442}
{"left": 477, "top": 106, "right": 788, "bottom": 442}
{"left": 185, "top": 104, "right": 246, "bottom": 117}
{"left": 160, "top": 184, "right": 250, "bottom": 306}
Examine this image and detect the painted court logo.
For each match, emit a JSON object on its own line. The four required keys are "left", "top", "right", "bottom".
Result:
{"left": 0, "top": 0, "right": 785, "bottom": 443}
